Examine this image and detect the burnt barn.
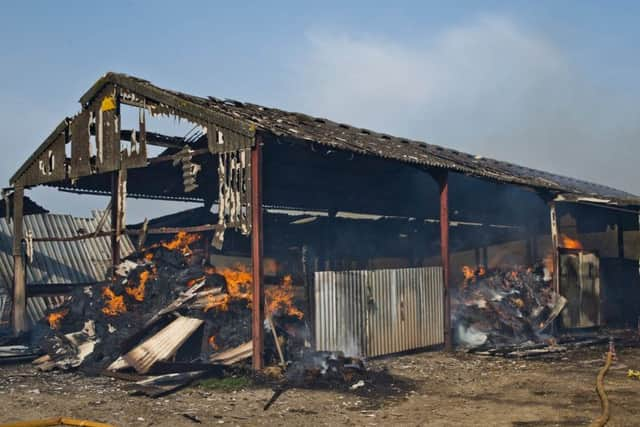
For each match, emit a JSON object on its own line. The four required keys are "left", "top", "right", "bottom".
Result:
{"left": 5, "top": 72, "right": 640, "bottom": 370}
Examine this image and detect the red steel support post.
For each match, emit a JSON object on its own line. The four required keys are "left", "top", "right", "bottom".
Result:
{"left": 438, "top": 171, "right": 452, "bottom": 352}
{"left": 251, "top": 137, "right": 265, "bottom": 370}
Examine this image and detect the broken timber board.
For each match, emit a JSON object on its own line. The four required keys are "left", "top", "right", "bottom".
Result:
{"left": 210, "top": 340, "right": 252, "bottom": 365}
{"left": 100, "top": 369, "right": 147, "bottom": 382}
{"left": 124, "top": 370, "right": 207, "bottom": 398}
{"left": 143, "top": 280, "right": 207, "bottom": 328}
{"left": 122, "top": 316, "right": 204, "bottom": 374}
{"left": 148, "top": 361, "right": 225, "bottom": 376}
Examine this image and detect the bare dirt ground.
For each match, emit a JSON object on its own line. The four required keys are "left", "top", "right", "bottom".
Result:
{"left": 1, "top": 342, "right": 640, "bottom": 426}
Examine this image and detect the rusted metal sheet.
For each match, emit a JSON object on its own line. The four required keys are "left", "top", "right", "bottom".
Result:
{"left": 69, "top": 110, "right": 92, "bottom": 179}
{"left": 314, "top": 266, "right": 444, "bottom": 357}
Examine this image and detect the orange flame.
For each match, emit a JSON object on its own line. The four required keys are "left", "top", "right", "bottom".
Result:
{"left": 144, "top": 252, "right": 154, "bottom": 262}
{"left": 462, "top": 266, "right": 475, "bottom": 280}
{"left": 102, "top": 287, "right": 127, "bottom": 316}
{"left": 47, "top": 308, "right": 69, "bottom": 329}
{"left": 215, "top": 265, "right": 253, "bottom": 302}
{"left": 203, "top": 265, "right": 303, "bottom": 318}
{"left": 161, "top": 231, "right": 201, "bottom": 255}
{"left": 266, "top": 275, "right": 304, "bottom": 319}
{"left": 560, "top": 234, "right": 583, "bottom": 249}
{"left": 204, "top": 293, "right": 230, "bottom": 312}
{"left": 208, "top": 335, "right": 219, "bottom": 351}
{"left": 125, "top": 268, "right": 156, "bottom": 302}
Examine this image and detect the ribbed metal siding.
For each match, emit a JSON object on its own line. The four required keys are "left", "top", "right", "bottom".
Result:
{"left": 315, "top": 266, "right": 444, "bottom": 357}
{"left": 0, "top": 212, "right": 135, "bottom": 326}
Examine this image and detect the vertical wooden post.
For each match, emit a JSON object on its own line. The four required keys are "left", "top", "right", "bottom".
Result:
{"left": 111, "top": 168, "right": 127, "bottom": 271}
{"left": 12, "top": 186, "right": 26, "bottom": 334}
{"left": 251, "top": 137, "right": 264, "bottom": 370}
{"left": 437, "top": 171, "right": 452, "bottom": 352}
{"left": 549, "top": 202, "right": 560, "bottom": 294}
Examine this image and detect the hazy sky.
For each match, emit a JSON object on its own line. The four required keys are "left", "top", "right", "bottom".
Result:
{"left": 1, "top": 1, "right": 638, "bottom": 221}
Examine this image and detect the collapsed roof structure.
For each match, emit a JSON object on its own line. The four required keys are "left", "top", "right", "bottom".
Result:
{"left": 6, "top": 72, "right": 640, "bottom": 366}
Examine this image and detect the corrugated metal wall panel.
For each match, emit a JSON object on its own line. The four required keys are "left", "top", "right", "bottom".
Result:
{"left": 0, "top": 212, "right": 136, "bottom": 327}
{"left": 315, "top": 266, "right": 444, "bottom": 357}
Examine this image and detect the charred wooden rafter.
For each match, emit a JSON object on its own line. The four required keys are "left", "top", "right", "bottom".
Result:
{"left": 90, "top": 126, "right": 186, "bottom": 149}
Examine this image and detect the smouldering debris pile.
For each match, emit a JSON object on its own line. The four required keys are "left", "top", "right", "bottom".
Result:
{"left": 454, "top": 265, "right": 566, "bottom": 349}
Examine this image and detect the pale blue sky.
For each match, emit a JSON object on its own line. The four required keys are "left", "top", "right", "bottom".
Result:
{"left": 1, "top": 1, "right": 638, "bottom": 220}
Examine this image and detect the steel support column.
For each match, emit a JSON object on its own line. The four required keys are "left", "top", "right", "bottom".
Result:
{"left": 437, "top": 171, "right": 452, "bottom": 352}
{"left": 12, "top": 186, "right": 26, "bottom": 334}
{"left": 251, "top": 137, "right": 265, "bottom": 370}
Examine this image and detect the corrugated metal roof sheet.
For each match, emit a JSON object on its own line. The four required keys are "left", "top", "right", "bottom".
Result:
{"left": 71, "top": 73, "right": 640, "bottom": 206}
{"left": 11, "top": 72, "right": 639, "bottom": 206}
{"left": 0, "top": 212, "right": 135, "bottom": 326}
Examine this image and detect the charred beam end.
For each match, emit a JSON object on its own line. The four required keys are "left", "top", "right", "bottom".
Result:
{"left": 27, "top": 281, "right": 112, "bottom": 297}
{"left": 120, "top": 128, "right": 185, "bottom": 149}
{"left": 126, "top": 224, "right": 225, "bottom": 235}
{"left": 29, "top": 224, "right": 225, "bottom": 242}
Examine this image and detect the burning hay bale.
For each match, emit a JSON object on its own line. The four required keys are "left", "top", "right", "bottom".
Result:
{"left": 454, "top": 264, "right": 566, "bottom": 351}
{"left": 34, "top": 231, "right": 308, "bottom": 382}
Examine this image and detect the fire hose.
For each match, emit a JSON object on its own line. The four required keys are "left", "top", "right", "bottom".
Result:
{"left": 589, "top": 349, "right": 613, "bottom": 427}
{"left": 0, "top": 418, "right": 114, "bottom": 427}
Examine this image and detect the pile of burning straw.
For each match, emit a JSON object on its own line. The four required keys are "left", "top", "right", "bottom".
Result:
{"left": 453, "top": 264, "right": 566, "bottom": 350}
{"left": 30, "top": 231, "right": 340, "bottom": 396}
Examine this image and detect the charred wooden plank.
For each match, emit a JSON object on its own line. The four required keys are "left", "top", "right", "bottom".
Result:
{"left": 210, "top": 340, "right": 252, "bottom": 365}
{"left": 69, "top": 110, "right": 92, "bottom": 179}
{"left": 126, "top": 223, "right": 224, "bottom": 236}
